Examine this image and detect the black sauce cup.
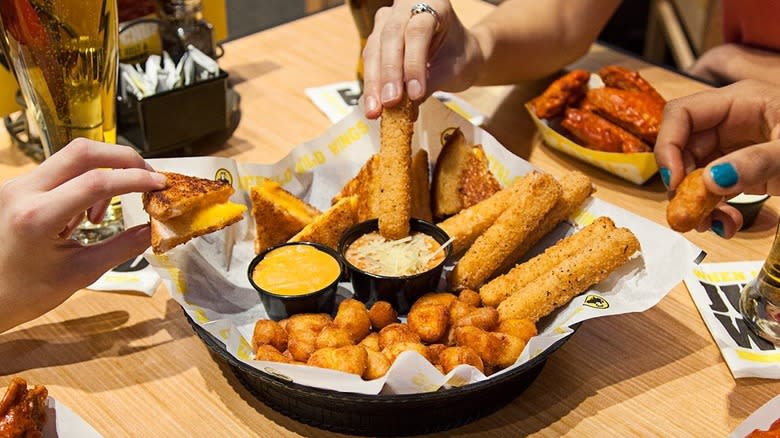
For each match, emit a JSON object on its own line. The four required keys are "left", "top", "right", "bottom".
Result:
{"left": 247, "top": 242, "right": 345, "bottom": 321}
{"left": 338, "top": 219, "right": 452, "bottom": 315}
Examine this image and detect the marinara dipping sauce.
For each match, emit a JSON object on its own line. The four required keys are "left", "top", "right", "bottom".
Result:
{"left": 345, "top": 231, "right": 445, "bottom": 277}
{"left": 252, "top": 244, "right": 341, "bottom": 295}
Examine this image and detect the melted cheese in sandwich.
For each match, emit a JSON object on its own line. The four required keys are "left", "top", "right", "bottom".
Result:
{"left": 161, "top": 201, "right": 247, "bottom": 235}
{"left": 259, "top": 181, "right": 317, "bottom": 224}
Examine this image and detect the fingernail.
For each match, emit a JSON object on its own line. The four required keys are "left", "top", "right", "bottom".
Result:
{"left": 152, "top": 172, "right": 167, "bottom": 186}
{"left": 381, "top": 82, "right": 398, "bottom": 103}
{"left": 365, "top": 95, "right": 378, "bottom": 113}
{"left": 660, "top": 167, "right": 671, "bottom": 189}
{"left": 710, "top": 163, "right": 738, "bottom": 188}
{"left": 407, "top": 79, "right": 422, "bottom": 100}
{"left": 711, "top": 220, "right": 725, "bottom": 237}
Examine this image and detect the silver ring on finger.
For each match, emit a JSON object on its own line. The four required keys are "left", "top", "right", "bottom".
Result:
{"left": 410, "top": 3, "right": 440, "bottom": 33}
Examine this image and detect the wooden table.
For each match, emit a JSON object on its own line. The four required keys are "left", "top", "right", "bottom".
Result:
{"left": 2, "top": 1, "right": 779, "bottom": 436}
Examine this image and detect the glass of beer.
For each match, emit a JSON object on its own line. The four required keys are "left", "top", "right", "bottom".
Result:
{"left": 740, "top": 221, "right": 780, "bottom": 346}
{"left": 0, "top": 0, "right": 122, "bottom": 243}
{"left": 346, "top": 0, "right": 393, "bottom": 89}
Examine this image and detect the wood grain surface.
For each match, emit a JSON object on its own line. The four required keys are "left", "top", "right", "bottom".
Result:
{"left": 1, "top": 2, "right": 779, "bottom": 436}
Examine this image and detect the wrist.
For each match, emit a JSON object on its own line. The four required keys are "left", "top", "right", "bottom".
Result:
{"left": 468, "top": 24, "right": 492, "bottom": 86}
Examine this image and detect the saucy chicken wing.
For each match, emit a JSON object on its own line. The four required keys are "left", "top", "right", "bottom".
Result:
{"left": 585, "top": 88, "right": 664, "bottom": 144}
{"left": 598, "top": 65, "right": 665, "bottom": 107}
{"left": 561, "top": 108, "right": 650, "bottom": 153}
{"left": 0, "top": 378, "right": 47, "bottom": 438}
{"left": 531, "top": 69, "right": 590, "bottom": 119}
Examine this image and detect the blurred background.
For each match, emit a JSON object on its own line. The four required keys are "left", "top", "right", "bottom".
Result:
{"left": 1, "top": 0, "right": 721, "bottom": 118}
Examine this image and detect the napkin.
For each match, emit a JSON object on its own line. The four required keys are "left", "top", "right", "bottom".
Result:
{"left": 87, "top": 255, "right": 161, "bottom": 296}
{"left": 684, "top": 262, "right": 780, "bottom": 379}
{"left": 304, "top": 80, "right": 485, "bottom": 125}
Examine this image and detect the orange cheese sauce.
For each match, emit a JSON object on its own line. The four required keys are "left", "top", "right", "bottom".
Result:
{"left": 252, "top": 245, "right": 341, "bottom": 295}
{"left": 345, "top": 232, "right": 445, "bottom": 277}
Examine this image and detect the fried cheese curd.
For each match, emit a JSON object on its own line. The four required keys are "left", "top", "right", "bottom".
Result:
{"left": 251, "top": 292, "right": 538, "bottom": 381}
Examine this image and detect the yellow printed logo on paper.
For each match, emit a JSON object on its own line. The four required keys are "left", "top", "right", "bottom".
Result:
{"left": 215, "top": 168, "right": 234, "bottom": 186}
{"left": 236, "top": 337, "right": 254, "bottom": 361}
{"left": 583, "top": 295, "right": 609, "bottom": 310}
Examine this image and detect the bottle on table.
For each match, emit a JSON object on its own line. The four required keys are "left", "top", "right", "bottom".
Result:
{"left": 346, "top": 0, "right": 394, "bottom": 90}
{"left": 156, "top": 0, "right": 215, "bottom": 61}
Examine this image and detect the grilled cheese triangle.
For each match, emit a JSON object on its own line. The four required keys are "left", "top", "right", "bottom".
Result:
{"left": 143, "top": 172, "right": 246, "bottom": 254}
{"left": 289, "top": 196, "right": 358, "bottom": 249}
{"left": 432, "top": 128, "right": 501, "bottom": 218}
{"left": 251, "top": 178, "right": 321, "bottom": 254}
{"left": 334, "top": 150, "right": 431, "bottom": 223}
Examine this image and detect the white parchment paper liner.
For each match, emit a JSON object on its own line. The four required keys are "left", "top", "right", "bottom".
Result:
{"left": 122, "top": 99, "right": 702, "bottom": 395}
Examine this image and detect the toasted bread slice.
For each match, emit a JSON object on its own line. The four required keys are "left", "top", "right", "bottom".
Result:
{"left": 432, "top": 129, "right": 501, "bottom": 218}
{"left": 460, "top": 146, "right": 502, "bottom": 208}
{"left": 251, "top": 178, "right": 321, "bottom": 254}
{"left": 410, "top": 149, "right": 433, "bottom": 222}
{"left": 143, "top": 172, "right": 246, "bottom": 254}
{"left": 332, "top": 154, "right": 381, "bottom": 223}
{"left": 289, "top": 196, "right": 358, "bottom": 249}
{"left": 143, "top": 172, "right": 234, "bottom": 221}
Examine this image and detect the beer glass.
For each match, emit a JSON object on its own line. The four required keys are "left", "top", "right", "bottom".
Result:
{"left": 0, "top": 0, "right": 121, "bottom": 243}
{"left": 739, "top": 221, "right": 780, "bottom": 345}
{"left": 347, "top": 0, "right": 393, "bottom": 88}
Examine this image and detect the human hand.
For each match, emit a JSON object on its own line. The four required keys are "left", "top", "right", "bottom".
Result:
{"left": 362, "top": 0, "right": 485, "bottom": 118}
{"left": 0, "top": 139, "right": 166, "bottom": 333}
{"left": 655, "top": 80, "right": 780, "bottom": 238}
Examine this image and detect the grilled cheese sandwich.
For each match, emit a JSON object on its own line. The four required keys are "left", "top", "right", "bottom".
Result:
{"left": 251, "top": 178, "right": 321, "bottom": 254}
{"left": 289, "top": 196, "right": 358, "bottom": 249}
{"left": 432, "top": 128, "right": 501, "bottom": 218}
{"left": 143, "top": 172, "right": 246, "bottom": 254}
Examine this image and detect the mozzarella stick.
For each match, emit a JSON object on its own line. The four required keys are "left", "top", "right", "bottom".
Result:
{"left": 495, "top": 170, "right": 595, "bottom": 275}
{"left": 497, "top": 223, "right": 641, "bottom": 322}
{"left": 378, "top": 97, "right": 415, "bottom": 239}
{"left": 481, "top": 217, "right": 615, "bottom": 307}
{"left": 437, "top": 175, "right": 527, "bottom": 256}
{"left": 450, "top": 172, "right": 562, "bottom": 290}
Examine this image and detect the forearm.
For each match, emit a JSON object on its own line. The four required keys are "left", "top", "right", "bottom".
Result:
{"left": 470, "top": 0, "right": 621, "bottom": 85}
{"left": 690, "top": 44, "right": 780, "bottom": 86}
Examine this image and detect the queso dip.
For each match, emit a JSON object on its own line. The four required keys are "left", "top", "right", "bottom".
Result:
{"left": 252, "top": 245, "right": 341, "bottom": 295}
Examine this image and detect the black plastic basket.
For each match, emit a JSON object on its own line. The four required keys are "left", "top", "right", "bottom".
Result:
{"left": 186, "top": 312, "right": 580, "bottom": 436}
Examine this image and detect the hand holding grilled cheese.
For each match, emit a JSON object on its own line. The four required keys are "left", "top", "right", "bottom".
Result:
{"left": 142, "top": 172, "right": 246, "bottom": 254}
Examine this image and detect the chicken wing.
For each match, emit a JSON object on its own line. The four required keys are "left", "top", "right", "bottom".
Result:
{"left": 561, "top": 108, "right": 650, "bottom": 153}
{"left": 586, "top": 88, "right": 663, "bottom": 144}
{"left": 598, "top": 65, "right": 665, "bottom": 106}
{"left": 531, "top": 69, "right": 590, "bottom": 119}
{"left": 0, "top": 378, "right": 47, "bottom": 438}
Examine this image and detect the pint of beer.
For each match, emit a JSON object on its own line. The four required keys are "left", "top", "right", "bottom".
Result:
{"left": 0, "top": 0, "right": 119, "bottom": 157}
{"left": 347, "top": 0, "right": 393, "bottom": 88}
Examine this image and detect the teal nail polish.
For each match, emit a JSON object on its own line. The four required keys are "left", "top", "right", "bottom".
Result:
{"left": 711, "top": 220, "right": 725, "bottom": 237}
{"left": 660, "top": 167, "right": 671, "bottom": 189}
{"left": 710, "top": 163, "right": 738, "bottom": 188}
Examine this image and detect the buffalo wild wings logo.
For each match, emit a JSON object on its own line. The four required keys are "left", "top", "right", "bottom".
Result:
{"left": 440, "top": 127, "right": 458, "bottom": 146}
{"left": 583, "top": 294, "right": 609, "bottom": 309}
{"left": 215, "top": 168, "right": 233, "bottom": 186}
